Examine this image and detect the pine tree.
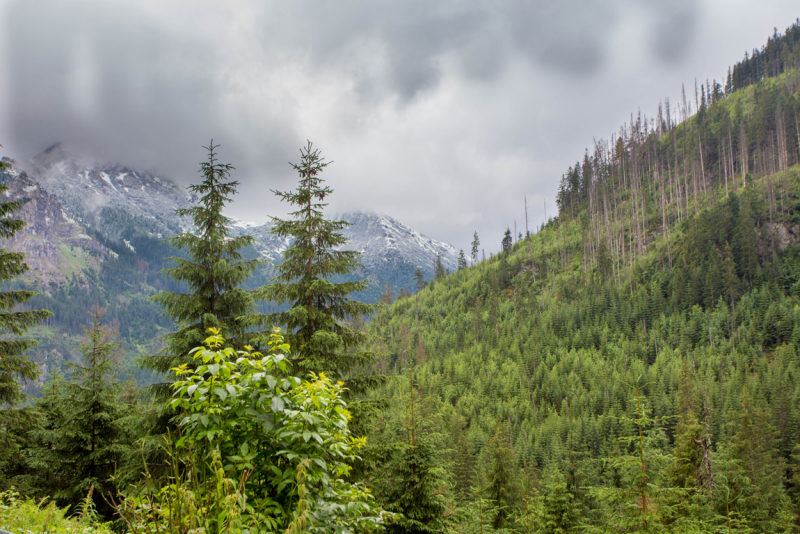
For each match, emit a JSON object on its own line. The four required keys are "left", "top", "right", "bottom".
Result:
{"left": 434, "top": 253, "right": 445, "bottom": 281}
{"left": 487, "top": 419, "right": 518, "bottom": 529}
{"left": 668, "top": 363, "right": 705, "bottom": 490}
{"left": 26, "top": 370, "right": 68, "bottom": 496}
{"left": 256, "top": 142, "right": 375, "bottom": 382}
{"left": 0, "top": 151, "right": 51, "bottom": 486}
{"left": 383, "top": 435, "right": 450, "bottom": 534}
{"left": 722, "top": 242, "right": 738, "bottom": 309}
{"left": 726, "top": 393, "right": 786, "bottom": 530}
{"left": 471, "top": 232, "right": 480, "bottom": 264}
{"left": 538, "top": 468, "right": 579, "bottom": 534}
{"left": 38, "top": 308, "right": 130, "bottom": 518}
{"left": 589, "top": 379, "right": 672, "bottom": 531}
{"left": 147, "top": 142, "right": 260, "bottom": 391}
{"left": 597, "top": 240, "right": 612, "bottom": 280}
{"left": 457, "top": 249, "right": 467, "bottom": 271}
{"left": 502, "top": 228, "right": 513, "bottom": 255}
{"left": 733, "top": 191, "right": 758, "bottom": 283}
{"left": 414, "top": 267, "right": 427, "bottom": 292}
{"left": 380, "top": 281, "right": 394, "bottom": 306}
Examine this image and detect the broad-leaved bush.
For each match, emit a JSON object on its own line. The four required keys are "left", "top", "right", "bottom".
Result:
{"left": 116, "top": 328, "right": 391, "bottom": 534}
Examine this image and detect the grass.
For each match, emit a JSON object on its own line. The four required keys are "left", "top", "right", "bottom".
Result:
{"left": 0, "top": 490, "right": 114, "bottom": 534}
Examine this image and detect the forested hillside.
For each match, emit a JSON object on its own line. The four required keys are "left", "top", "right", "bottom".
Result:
{"left": 363, "top": 21, "right": 800, "bottom": 531}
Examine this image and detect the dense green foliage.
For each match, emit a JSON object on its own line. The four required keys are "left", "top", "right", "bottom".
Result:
{"left": 26, "top": 308, "right": 133, "bottom": 518}
{"left": 0, "top": 150, "right": 52, "bottom": 489}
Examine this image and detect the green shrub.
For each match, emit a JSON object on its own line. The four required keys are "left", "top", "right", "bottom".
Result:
{"left": 113, "top": 328, "right": 393, "bottom": 533}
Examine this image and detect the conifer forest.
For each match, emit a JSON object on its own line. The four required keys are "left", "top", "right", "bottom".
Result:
{"left": 5, "top": 15, "right": 800, "bottom": 534}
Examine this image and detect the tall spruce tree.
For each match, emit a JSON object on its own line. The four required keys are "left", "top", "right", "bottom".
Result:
{"left": 502, "top": 228, "right": 513, "bottom": 255}
{"left": 35, "top": 308, "right": 130, "bottom": 518}
{"left": 434, "top": 252, "right": 446, "bottom": 281}
{"left": 256, "top": 142, "right": 374, "bottom": 382}
{"left": 26, "top": 370, "right": 68, "bottom": 496}
{"left": 487, "top": 419, "right": 518, "bottom": 529}
{"left": 457, "top": 249, "right": 467, "bottom": 271}
{"left": 0, "top": 151, "right": 51, "bottom": 487}
{"left": 726, "top": 393, "right": 787, "bottom": 530}
{"left": 147, "top": 142, "right": 260, "bottom": 392}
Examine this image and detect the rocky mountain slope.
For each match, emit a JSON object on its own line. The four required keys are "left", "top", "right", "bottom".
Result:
{"left": 27, "top": 143, "right": 194, "bottom": 241}
{"left": 0, "top": 157, "right": 109, "bottom": 285}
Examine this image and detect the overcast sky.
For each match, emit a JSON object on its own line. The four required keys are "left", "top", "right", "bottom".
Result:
{"left": 0, "top": 1, "right": 797, "bottom": 253}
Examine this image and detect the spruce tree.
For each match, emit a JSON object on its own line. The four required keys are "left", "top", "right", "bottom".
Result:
{"left": 487, "top": 419, "right": 518, "bottom": 529}
{"left": 26, "top": 370, "right": 68, "bottom": 497}
{"left": 470, "top": 232, "right": 480, "bottom": 264}
{"left": 434, "top": 252, "right": 445, "bottom": 281}
{"left": 668, "top": 363, "right": 705, "bottom": 490}
{"left": 414, "top": 267, "right": 426, "bottom": 292}
{"left": 147, "top": 142, "right": 260, "bottom": 390}
{"left": 38, "top": 308, "right": 130, "bottom": 518}
{"left": 726, "top": 393, "right": 786, "bottom": 530}
{"left": 256, "top": 142, "right": 374, "bottom": 382}
{"left": 380, "top": 281, "right": 394, "bottom": 306}
{"left": 457, "top": 249, "right": 467, "bottom": 271}
{"left": 538, "top": 468, "right": 579, "bottom": 534}
{"left": 0, "top": 151, "right": 51, "bottom": 486}
{"left": 502, "top": 228, "right": 513, "bottom": 255}
{"left": 733, "top": 191, "right": 758, "bottom": 282}
{"left": 383, "top": 436, "right": 450, "bottom": 534}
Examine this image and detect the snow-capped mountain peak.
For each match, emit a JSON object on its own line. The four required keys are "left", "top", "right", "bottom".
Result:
{"left": 16, "top": 145, "right": 462, "bottom": 296}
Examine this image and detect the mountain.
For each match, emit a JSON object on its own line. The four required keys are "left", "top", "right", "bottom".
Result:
{"left": 338, "top": 210, "right": 459, "bottom": 278}
{"left": 27, "top": 143, "right": 195, "bottom": 241}
{"left": 0, "top": 157, "right": 110, "bottom": 285}
{"left": 13, "top": 144, "right": 460, "bottom": 296}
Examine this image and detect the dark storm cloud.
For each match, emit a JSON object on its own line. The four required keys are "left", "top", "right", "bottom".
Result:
{"left": 258, "top": 0, "right": 622, "bottom": 102}
{"left": 3, "top": 0, "right": 700, "bottom": 170}
{"left": 502, "top": 0, "right": 615, "bottom": 74}
{"left": 645, "top": 0, "right": 700, "bottom": 63}
{"left": 3, "top": 0, "right": 295, "bottom": 182}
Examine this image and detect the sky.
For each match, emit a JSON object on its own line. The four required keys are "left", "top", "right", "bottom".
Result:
{"left": 0, "top": 1, "right": 797, "bottom": 254}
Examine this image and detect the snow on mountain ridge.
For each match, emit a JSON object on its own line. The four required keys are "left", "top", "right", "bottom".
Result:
{"left": 226, "top": 211, "right": 460, "bottom": 277}
{"left": 336, "top": 211, "right": 460, "bottom": 274}
{"left": 26, "top": 143, "right": 194, "bottom": 237}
